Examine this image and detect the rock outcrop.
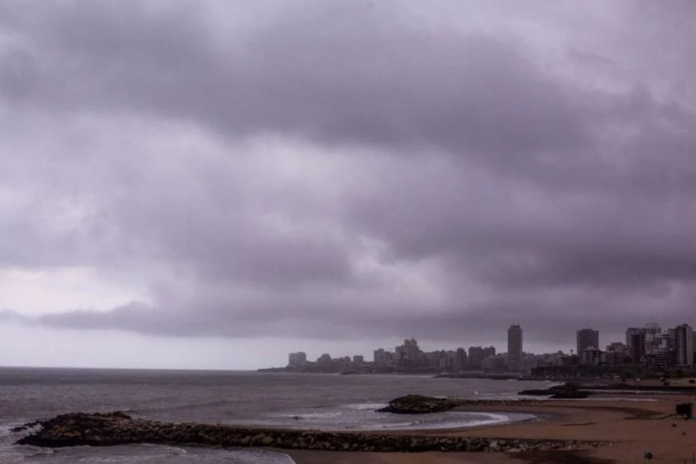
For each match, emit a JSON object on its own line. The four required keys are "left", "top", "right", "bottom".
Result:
{"left": 518, "top": 384, "right": 591, "bottom": 399}
{"left": 376, "top": 395, "right": 456, "bottom": 414}
{"left": 376, "top": 395, "right": 542, "bottom": 414}
{"left": 16, "top": 412, "right": 610, "bottom": 453}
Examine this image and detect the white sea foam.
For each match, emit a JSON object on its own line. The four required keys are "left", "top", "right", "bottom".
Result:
{"left": 372, "top": 417, "right": 500, "bottom": 431}
{"left": 343, "top": 403, "right": 388, "bottom": 411}
{"left": 454, "top": 412, "right": 510, "bottom": 426}
{"left": 272, "top": 452, "right": 298, "bottom": 464}
{"left": 350, "top": 411, "right": 534, "bottom": 431}
{"left": 139, "top": 443, "right": 189, "bottom": 455}
{"left": 279, "top": 411, "right": 343, "bottom": 420}
{"left": 566, "top": 397, "right": 657, "bottom": 402}
{"left": 0, "top": 449, "right": 25, "bottom": 463}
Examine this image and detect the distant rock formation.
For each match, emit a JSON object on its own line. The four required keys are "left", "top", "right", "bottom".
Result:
{"left": 518, "top": 383, "right": 591, "bottom": 399}
{"left": 376, "top": 394, "right": 542, "bottom": 414}
{"left": 376, "top": 395, "right": 456, "bottom": 414}
{"left": 15, "top": 411, "right": 609, "bottom": 453}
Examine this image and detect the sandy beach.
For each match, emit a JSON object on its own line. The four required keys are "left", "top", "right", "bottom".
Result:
{"left": 285, "top": 394, "right": 696, "bottom": 464}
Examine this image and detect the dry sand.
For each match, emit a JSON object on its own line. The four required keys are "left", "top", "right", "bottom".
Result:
{"left": 284, "top": 394, "right": 696, "bottom": 464}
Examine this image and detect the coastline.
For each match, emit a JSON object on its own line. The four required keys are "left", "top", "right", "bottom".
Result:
{"left": 17, "top": 411, "right": 599, "bottom": 453}
{"left": 13, "top": 391, "right": 696, "bottom": 464}
{"left": 283, "top": 394, "right": 696, "bottom": 464}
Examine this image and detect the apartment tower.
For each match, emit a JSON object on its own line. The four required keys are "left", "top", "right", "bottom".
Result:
{"left": 507, "top": 324, "right": 523, "bottom": 371}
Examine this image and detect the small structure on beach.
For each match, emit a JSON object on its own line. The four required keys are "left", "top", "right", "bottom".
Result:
{"left": 675, "top": 403, "right": 693, "bottom": 419}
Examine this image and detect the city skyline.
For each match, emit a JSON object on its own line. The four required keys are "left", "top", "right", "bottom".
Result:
{"left": 282, "top": 321, "right": 696, "bottom": 369}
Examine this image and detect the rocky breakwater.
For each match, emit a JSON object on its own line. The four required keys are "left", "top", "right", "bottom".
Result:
{"left": 16, "top": 411, "right": 610, "bottom": 453}
{"left": 376, "top": 394, "right": 543, "bottom": 414}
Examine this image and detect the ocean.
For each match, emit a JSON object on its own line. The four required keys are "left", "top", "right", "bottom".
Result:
{"left": 0, "top": 367, "right": 550, "bottom": 463}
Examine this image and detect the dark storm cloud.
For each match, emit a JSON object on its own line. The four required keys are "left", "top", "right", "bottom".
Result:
{"left": 1, "top": 1, "right": 592, "bottom": 168}
{"left": 2, "top": 1, "right": 696, "bottom": 350}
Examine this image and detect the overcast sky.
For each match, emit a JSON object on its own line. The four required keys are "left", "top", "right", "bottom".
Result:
{"left": 1, "top": 1, "right": 695, "bottom": 369}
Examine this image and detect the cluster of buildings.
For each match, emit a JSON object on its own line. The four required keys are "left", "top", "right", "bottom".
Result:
{"left": 371, "top": 325, "right": 530, "bottom": 372}
{"left": 572, "top": 323, "right": 695, "bottom": 368}
{"left": 284, "top": 322, "right": 696, "bottom": 375}
{"left": 287, "top": 351, "right": 364, "bottom": 371}
{"left": 286, "top": 324, "right": 530, "bottom": 373}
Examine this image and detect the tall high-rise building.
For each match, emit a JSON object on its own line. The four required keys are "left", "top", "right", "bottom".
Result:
{"left": 657, "top": 331, "right": 675, "bottom": 352}
{"left": 643, "top": 323, "right": 661, "bottom": 336}
{"left": 675, "top": 324, "right": 694, "bottom": 366}
{"left": 455, "top": 348, "right": 468, "bottom": 371}
{"left": 642, "top": 323, "right": 663, "bottom": 355}
{"left": 626, "top": 327, "right": 642, "bottom": 347}
{"left": 576, "top": 328, "right": 599, "bottom": 355}
{"left": 630, "top": 332, "right": 645, "bottom": 363}
{"left": 507, "top": 324, "right": 523, "bottom": 371}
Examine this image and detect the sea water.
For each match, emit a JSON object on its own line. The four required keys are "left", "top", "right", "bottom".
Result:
{"left": 0, "top": 368, "right": 545, "bottom": 463}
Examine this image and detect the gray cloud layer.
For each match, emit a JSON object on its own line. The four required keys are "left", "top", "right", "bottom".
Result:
{"left": 2, "top": 1, "right": 696, "bottom": 349}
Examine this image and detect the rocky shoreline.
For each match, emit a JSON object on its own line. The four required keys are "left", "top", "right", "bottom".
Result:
{"left": 15, "top": 411, "right": 610, "bottom": 453}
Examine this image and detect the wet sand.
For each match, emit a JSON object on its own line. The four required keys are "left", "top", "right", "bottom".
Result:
{"left": 285, "top": 449, "right": 510, "bottom": 464}
{"left": 285, "top": 395, "right": 696, "bottom": 464}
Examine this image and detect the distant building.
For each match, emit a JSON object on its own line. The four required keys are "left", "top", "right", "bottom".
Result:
{"left": 455, "top": 348, "right": 468, "bottom": 371}
{"left": 468, "top": 346, "right": 495, "bottom": 369}
{"left": 580, "top": 347, "right": 601, "bottom": 365}
{"left": 675, "top": 324, "right": 694, "bottom": 366}
{"left": 576, "top": 328, "right": 599, "bottom": 355}
{"left": 604, "top": 342, "right": 628, "bottom": 365}
{"left": 655, "top": 350, "right": 676, "bottom": 368}
{"left": 606, "top": 342, "right": 626, "bottom": 360}
{"left": 606, "top": 342, "right": 627, "bottom": 352}
{"left": 626, "top": 328, "right": 642, "bottom": 348}
{"left": 642, "top": 323, "right": 663, "bottom": 355}
{"left": 643, "top": 323, "right": 661, "bottom": 336}
{"left": 288, "top": 352, "right": 307, "bottom": 367}
{"left": 523, "top": 352, "right": 538, "bottom": 370}
{"left": 395, "top": 338, "right": 421, "bottom": 367}
{"left": 353, "top": 355, "right": 364, "bottom": 365}
{"left": 507, "top": 324, "right": 523, "bottom": 371}
{"left": 630, "top": 332, "right": 645, "bottom": 364}
{"left": 438, "top": 350, "right": 457, "bottom": 371}
{"left": 657, "top": 330, "right": 676, "bottom": 352}
{"left": 484, "top": 354, "right": 506, "bottom": 370}
{"left": 423, "top": 350, "right": 442, "bottom": 369}
{"left": 317, "top": 353, "right": 332, "bottom": 364}
{"left": 373, "top": 349, "right": 396, "bottom": 367}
